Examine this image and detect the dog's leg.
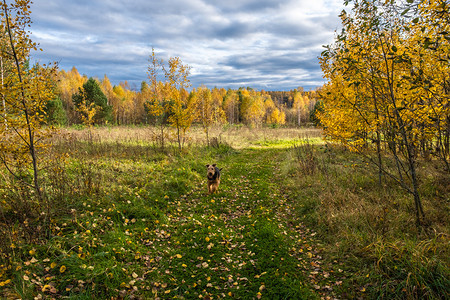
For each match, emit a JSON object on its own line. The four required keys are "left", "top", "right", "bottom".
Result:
{"left": 210, "top": 181, "right": 218, "bottom": 194}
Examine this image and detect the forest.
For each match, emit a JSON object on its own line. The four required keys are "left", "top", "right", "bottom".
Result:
{"left": 1, "top": 0, "right": 449, "bottom": 299}
{"left": 48, "top": 67, "right": 319, "bottom": 128}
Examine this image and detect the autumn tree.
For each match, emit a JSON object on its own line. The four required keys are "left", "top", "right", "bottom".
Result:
{"left": 147, "top": 49, "right": 192, "bottom": 151}
{"left": 72, "top": 77, "right": 112, "bottom": 125}
{"left": 211, "top": 87, "right": 226, "bottom": 124}
{"left": 0, "top": 0, "right": 57, "bottom": 201}
{"left": 240, "top": 89, "right": 265, "bottom": 127}
{"left": 261, "top": 92, "right": 284, "bottom": 126}
{"left": 195, "top": 85, "right": 214, "bottom": 145}
{"left": 404, "top": 0, "right": 450, "bottom": 171}
{"left": 139, "top": 81, "right": 150, "bottom": 124}
{"left": 132, "top": 83, "right": 147, "bottom": 124}
{"left": 111, "top": 81, "right": 145, "bottom": 125}
{"left": 318, "top": 0, "right": 450, "bottom": 226}
{"left": 291, "top": 90, "right": 305, "bottom": 126}
{"left": 56, "top": 67, "right": 87, "bottom": 124}
{"left": 223, "top": 89, "right": 239, "bottom": 124}
{"left": 112, "top": 85, "right": 127, "bottom": 125}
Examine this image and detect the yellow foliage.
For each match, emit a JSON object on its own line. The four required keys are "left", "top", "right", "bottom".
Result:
{"left": 319, "top": 0, "right": 449, "bottom": 162}
{"left": 146, "top": 49, "right": 193, "bottom": 150}
{"left": 0, "top": 0, "right": 57, "bottom": 198}
{"left": 240, "top": 89, "right": 265, "bottom": 127}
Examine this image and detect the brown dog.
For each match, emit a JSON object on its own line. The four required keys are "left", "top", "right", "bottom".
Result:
{"left": 206, "top": 164, "right": 221, "bottom": 194}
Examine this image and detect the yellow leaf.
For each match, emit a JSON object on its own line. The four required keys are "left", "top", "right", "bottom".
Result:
{"left": 42, "top": 284, "right": 51, "bottom": 292}
{"left": 29, "top": 249, "right": 35, "bottom": 255}
{"left": 50, "top": 262, "right": 57, "bottom": 269}
{"left": 60, "top": 265, "right": 66, "bottom": 273}
{"left": 175, "top": 254, "right": 182, "bottom": 258}
{"left": 205, "top": 237, "right": 210, "bottom": 242}
{"left": 0, "top": 279, "right": 11, "bottom": 286}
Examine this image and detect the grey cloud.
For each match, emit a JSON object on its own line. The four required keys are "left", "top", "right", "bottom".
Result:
{"left": 30, "top": 0, "right": 343, "bottom": 90}
{"left": 205, "top": 0, "right": 287, "bottom": 13}
{"left": 214, "top": 21, "right": 254, "bottom": 39}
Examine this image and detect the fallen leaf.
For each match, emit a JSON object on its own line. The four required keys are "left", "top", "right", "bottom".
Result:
{"left": 42, "top": 284, "right": 51, "bottom": 292}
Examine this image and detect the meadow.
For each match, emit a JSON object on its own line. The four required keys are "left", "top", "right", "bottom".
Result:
{"left": 0, "top": 125, "right": 448, "bottom": 299}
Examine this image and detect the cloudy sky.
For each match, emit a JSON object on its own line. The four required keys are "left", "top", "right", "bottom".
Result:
{"left": 30, "top": 0, "right": 345, "bottom": 91}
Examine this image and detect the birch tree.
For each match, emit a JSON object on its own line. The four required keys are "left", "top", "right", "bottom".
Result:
{"left": 0, "top": 0, "right": 57, "bottom": 201}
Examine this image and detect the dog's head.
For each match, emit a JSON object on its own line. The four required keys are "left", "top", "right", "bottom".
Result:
{"left": 206, "top": 164, "right": 217, "bottom": 178}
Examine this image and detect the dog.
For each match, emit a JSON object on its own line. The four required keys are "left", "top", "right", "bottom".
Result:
{"left": 206, "top": 164, "right": 222, "bottom": 194}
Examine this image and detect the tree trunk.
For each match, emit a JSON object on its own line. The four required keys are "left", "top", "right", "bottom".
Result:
{"left": 1, "top": 56, "right": 6, "bottom": 129}
{"left": 378, "top": 33, "right": 424, "bottom": 227}
{"left": 160, "top": 123, "right": 165, "bottom": 150}
{"left": 177, "top": 123, "right": 182, "bottom": 151}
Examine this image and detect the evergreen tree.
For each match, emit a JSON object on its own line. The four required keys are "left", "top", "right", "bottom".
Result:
{"left": 46, "top": 96, "right": 67, "bottom": 126}
{"left": 72, "top": 77, "right": 112, "bottom": 124}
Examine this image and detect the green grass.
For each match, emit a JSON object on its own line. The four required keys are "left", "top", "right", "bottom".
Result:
{"left": 0, "top": 126, "right": 448, "bottom": 299}
{"left": 282, "top": 142, "right": 449, "bottom": 299}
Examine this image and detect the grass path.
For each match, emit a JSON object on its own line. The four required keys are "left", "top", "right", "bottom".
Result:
{"left": 1, "top": 144, "right": 344, "bottom": 299}
{"left": 146, "top": 147, "right": 338, "bottom": 299}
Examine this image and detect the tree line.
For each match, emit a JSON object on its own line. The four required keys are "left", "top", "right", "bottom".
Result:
{"left": 47, "top": 66, "right": 320, "bottom": 130}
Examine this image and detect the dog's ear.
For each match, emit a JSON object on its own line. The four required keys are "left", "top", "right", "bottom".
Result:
{"left": 219, "top": 168, "right": 223, "bottom": 171}
{"left": 212, "top": 164, "right": 216, "bottom": 167}
{"left": 205, "top": 164, "right": 210, "bottom": 168}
